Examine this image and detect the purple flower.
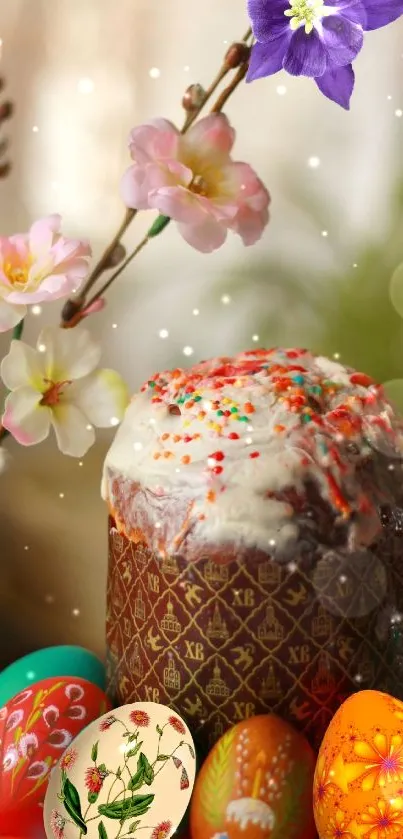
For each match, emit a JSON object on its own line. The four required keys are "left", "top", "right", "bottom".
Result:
{"left": 247, "top": 0, "right": 403, "bottom": 108}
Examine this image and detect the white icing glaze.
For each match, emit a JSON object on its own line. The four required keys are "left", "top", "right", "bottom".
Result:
{"left": 102, "top": 348, "right": 403, "bottom": 555}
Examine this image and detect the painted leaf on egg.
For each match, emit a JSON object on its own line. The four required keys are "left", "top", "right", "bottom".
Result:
{"left": 98, "top": 793, "right": 155, "bottom": 820}
{"left": 98, "top": 823, "right": 109, "bottom": 839}
{"left": 62, "top": 776, "right": 87, "bottom": 833}
{"left": 0, "top": 675, "right": 110, "bottom": 825}
{"left": 198, "top": 727, "right": 237, "bottom": 827}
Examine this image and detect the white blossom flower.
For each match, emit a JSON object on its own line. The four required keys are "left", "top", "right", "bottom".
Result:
{"left": 0, "top": 326, "right": 129, "bottom": 457}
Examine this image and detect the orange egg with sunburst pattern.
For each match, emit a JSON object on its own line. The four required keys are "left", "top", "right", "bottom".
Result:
{"left": 314, "top": 690, "right": 403, "bottom": 839}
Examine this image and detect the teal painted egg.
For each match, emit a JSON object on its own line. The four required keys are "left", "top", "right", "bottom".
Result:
{"left": 0, "top": 646, "right": 105, "bottom": 706}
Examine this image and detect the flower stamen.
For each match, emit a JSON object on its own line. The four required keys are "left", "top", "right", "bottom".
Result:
{"left": 284, "top": 0, "right": 325, "bottom": 34}
{"left": 4, "top": 260, "right": 30, "bottom": 288}
{"left": 40, "top": 379, "right": 71, "bottom": 407}
{"left": 189, "top": 174, "right": 209, "bottom": 196}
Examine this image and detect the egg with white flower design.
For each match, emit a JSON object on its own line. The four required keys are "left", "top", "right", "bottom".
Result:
{"left": 44, "top": 702, "right": 196, "bottom": 839}
{"left": 0, "top": 676, "right": 110, "bottom": 831}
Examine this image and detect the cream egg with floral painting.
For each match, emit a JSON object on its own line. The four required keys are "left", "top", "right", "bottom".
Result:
{"left": 44, "top": 702, "right": 196, "bottom": 839}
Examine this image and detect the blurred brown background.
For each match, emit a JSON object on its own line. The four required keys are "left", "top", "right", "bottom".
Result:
{"left": 0, "top": 0, "right": 403, "bottom": 668}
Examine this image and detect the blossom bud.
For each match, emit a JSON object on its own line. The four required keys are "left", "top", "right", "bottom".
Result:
{"left": 0, "top": 162, "right": 11, "bottom": 179}
{"left": 104, "top": 243, "right": 126, "bottom": 269}
{"left": 61, "top": 298, "right": 82, "bottom": 323}
{"left": 224, "top": 42, "right": 251, "bottom": 69}
{"left": 182, "top": 84, "right": 206, "bottom": 112}
{"left": 0, "top": 101, "right": 13, "bottom": 122}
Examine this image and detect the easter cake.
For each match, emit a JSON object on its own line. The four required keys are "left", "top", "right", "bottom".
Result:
{"left": 102, "top": 348, "right": 403, "bottom": 749}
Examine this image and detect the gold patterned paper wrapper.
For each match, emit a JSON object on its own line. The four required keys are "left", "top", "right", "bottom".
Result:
{"left": 106, "top": 509, "right": 403, "bottom": 752}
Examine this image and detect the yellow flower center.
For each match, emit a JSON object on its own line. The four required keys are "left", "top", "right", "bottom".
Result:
{"left": 189, "top": 174, "right": 209, "bottom": 196}
{"left": 4, "top": 260, "right": 30, "bottom": 288}
{"left": 284, "top": 0, "right": 325, "bottom": 34}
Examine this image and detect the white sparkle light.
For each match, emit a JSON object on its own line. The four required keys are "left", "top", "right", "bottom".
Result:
{"left": 149, "top": 67, "right": 161, "bottom": 79}
{"left": 133, "top": 442, "right": 143, "bottom": 452}
{"left": 72, "top": 608, "right": 80, "bottom": 617}
{"left": 110, "top": 416, "right": 120, "bottom": 426}
{"left": 353, "top": 263, "right": 358, "bottom": 268}
{"left": 158, "top": 328, "right": 169, "bottom": 339}
{"left": 333, "top": 352, "right": 341, "bottom": 360}
{"left": 308, "top": 156, "right": 321, "bottom": 169}
{"left": 78, "top": 461, "right": 83, "bottom": 466}
{"left": 77, "top": 77, "right": 94, "bottom": 94}
{"left": 184, "top": 65, "right": 190, "bottom": 72}
{"left": 221, "top": 294, "right": 231, "bottom": 304}
{"left": 112, "top": 323, "right": 118, "bottom": 329}
{"left": 183, "top": 345, "right": 194, "bottom": 356}
{"left": 59, "top": 492, "right": 65, "bottom": 499}
{"left": 395, "top": 109, "right": 403, "bottom": 118}
{"left": 32, "top": 125, "right": 39, "bottom": 133}
{"left": 192, "top": 308, "right": 200, "bottom": 316}
{"left": 321, "top": 230, "right": 328, "bottom": 237}
{"left": 31, "top": 305, "right": 42, "bottom": 316}
{"left": 276, "top": 85, "right": 287, "bottom": 95}
{"left": 24, "top": 545, "right": 29, "bottom": 551}
{"left": 252, "top": 334, "right": 259, "bottom": 342}
{"left": 38, "top": 343, "right": 46, "bottom": 352}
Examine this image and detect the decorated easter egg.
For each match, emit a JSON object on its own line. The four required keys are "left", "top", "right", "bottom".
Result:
{"left": 190, "top": 714, "right": 316, "bottom": 839}
{"left": 0, "top": 646, "right": 106, "bottom": 707}
{"left": 44, "top": 702, "right": 196, "bottom": 839}
{"left": 314, "top": 689, "right": 403, "bottom": 839}
{"left": 1, "top": 803, "right": 46, "bottom": 837}
{"left": 0, "top": 676, "right": 110, "bottom": 827}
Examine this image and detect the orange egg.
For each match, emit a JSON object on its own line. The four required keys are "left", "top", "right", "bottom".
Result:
{"left": 314, "top": 690, "right": 403, "bottom": 839}
{"left": 191, "top": 714, "right": 316, "bottom": 839}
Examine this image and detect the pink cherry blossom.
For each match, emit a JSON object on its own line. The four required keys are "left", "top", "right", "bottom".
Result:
{"left": 0, "top": 215, "right": 91, "bottom": 332}
{"left": 121, "top": 114, "right": 270, "bottom": 253}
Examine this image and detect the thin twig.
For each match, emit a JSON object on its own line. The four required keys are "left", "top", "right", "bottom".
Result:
{"left": 211, "top": 62, "right": 249, "bottom": 114}
{"left": 79, "top": 235, "right": 152, "bottom": 319}
{"left": 77, "top": 208, "right": 137, "bottom": 302}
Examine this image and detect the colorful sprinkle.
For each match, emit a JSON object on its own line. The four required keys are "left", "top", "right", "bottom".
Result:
{"left": 127, "top": 348, "right": 402, "bottom": 541}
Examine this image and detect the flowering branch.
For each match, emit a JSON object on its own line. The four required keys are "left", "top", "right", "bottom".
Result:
{"left": 60, "top": 28, "right": 253, "bottom": 328}
{"left": 0, "top": 78, "right": 14, "bottom": 179}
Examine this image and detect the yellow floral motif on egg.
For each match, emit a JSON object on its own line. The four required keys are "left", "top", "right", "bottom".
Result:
{"left": 325, "top": 754, "right": 365, "bottom": 795}
{"left": 321, "top": 809, "right": 356, "bottom": 839}
{"left": 353, "top": 733, "right": 403, "bottom": 791}
{"left": 357, "top": 798, "right": 403, "bottom": 838}
{"left": 313, "top": 755, "right": 338, "bottom": 814}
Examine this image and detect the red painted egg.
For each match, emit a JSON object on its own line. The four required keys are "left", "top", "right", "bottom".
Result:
{"left": 0, "top": 803, "right": 46, "bottom": 837}
{"left": 0, "top": 676, "right": 110, "bottom": 827}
